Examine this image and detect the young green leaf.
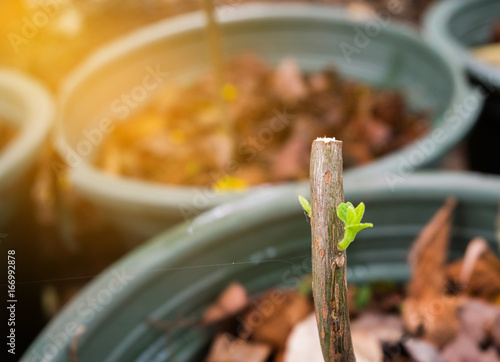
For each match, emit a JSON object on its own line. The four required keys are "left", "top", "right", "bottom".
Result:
{"left": 336, "top": 201, "right": 373, "bottom": 251}
{"left": 346, "top": 223, "right": 373, "bottom": 235}
{"left": 298, "top": 195, "right": 311, "bottom": 217}
{"left": 337, "top": 203, "right": 348, "bottom": 223}
{"left": 354, "top": 202, "right": 365, "bottom": 224}
{"left": 347, "top": 207, "right": 356, "bottom": 225}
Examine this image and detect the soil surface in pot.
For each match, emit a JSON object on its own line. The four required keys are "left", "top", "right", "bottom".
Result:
{"left": 94, "top": 53, "right": 429, "bottom": 189}
{"left": 141, "top": 199, "right": 500, "bottom": 362}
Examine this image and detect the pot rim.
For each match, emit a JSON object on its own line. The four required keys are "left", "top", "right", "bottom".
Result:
{"left": 423, "top": 0, "right": 500, "bottom": 88}
{"left": 0, "top": 69, "right": 54, "bottom": 187}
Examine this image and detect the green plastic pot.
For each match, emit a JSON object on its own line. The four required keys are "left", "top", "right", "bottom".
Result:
{"left": 23, "top": 172, "right": 500, "bottom": 362}
{"left": 424, "top": 0, "right": 500, "bottom": 174}
{"left": 56, "top": 3, "right": 478, "bottom": 242}
{"left": 424, "top": 0, "right": 500, "bottom": 90}
{"left": 0, "top": 69, "right": 54, "bottom": 228}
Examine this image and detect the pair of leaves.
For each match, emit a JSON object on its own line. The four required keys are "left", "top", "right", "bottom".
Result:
{"left": 337, "top": 202, "right": 373, "bottom": 250}
{"left": 298, "top": 196, "right": 373, "bottom": 251}
{"left": 337, "top": 202, "right": 364, "bottom": 225}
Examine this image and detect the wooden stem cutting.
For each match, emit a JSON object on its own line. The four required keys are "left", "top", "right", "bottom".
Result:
{"left": 310, "top": 137, "right": 355, "bottom": 361}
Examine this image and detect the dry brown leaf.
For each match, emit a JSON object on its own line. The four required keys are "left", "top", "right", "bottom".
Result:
{"left": 343, "top": 142, "right": 374, "bottom": 166}
{"left": 308, "top": 73, "right": 329, "bottom": 93}
{"left": 403, "top": 296, "right": 461, "bottom": 349}
{"left": 227, "top": 51, "right": 271, "bottom": 91}
{"left": 274, "top": 350, "right": 285, "bottom": 362}
{"left": 271, "top": 57, "right": 308, "bottom": 103}
{"left": 202, "top": 283, "right": 249, "bottom": 325}
{"left": 270, "top": 116, "right": 316, "bottom": 180}
{"left": 240, "top": 290, "right": 313, "bottom": 350}
{"left": 403, "top": 198, "right": 460, "bottom": 348}
{"left": 446, "top": 237, "right": 500, "bottom": 301}
{"left": 205, "top": 333, "right": 271, "bottom": 362}
{"left": 363, "top": 119, "right": 392, "bottom": 151}
{"left": 350, "top": 312, "right": 403, "bottom": 344}
{"left": 203, "top": 133, "right": 234, "bottom": 170}
{"left": 407, "top": 198, "right": 457, "bottom": 299}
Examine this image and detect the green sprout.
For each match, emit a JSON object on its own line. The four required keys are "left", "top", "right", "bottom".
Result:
{"left": 298, "top": 197, "right": 373, "bottom": 251}
{"left": 298, "top": 195, "right": 311, "bottom": 217}
{"left": 337, "top": 202, "right": 373, "bottom": 251}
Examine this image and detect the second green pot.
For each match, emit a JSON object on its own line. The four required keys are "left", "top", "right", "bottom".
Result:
{"left": 22, "top": 172, "right": 500, "bottom": 361}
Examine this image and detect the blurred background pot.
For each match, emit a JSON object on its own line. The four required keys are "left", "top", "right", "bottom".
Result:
{"left": 56, "top": 3, "right": 478, "bottom": 242}
{"left": 22, "top": 172, "right": 500, "bottom": 362}
{"left": 424, "top": 0, "right": 500, "bottom": 174}
{"left": 0, "top": 69, "right": 54, "bottom": 228}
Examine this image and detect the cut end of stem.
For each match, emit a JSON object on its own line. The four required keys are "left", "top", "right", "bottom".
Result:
{"left": 315, "top": 136, "right": 336, "bottom": 143}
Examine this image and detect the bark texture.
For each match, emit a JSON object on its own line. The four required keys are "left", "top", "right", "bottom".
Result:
{"left": 310, "top": 137, "right": 355, "bottom": 361}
